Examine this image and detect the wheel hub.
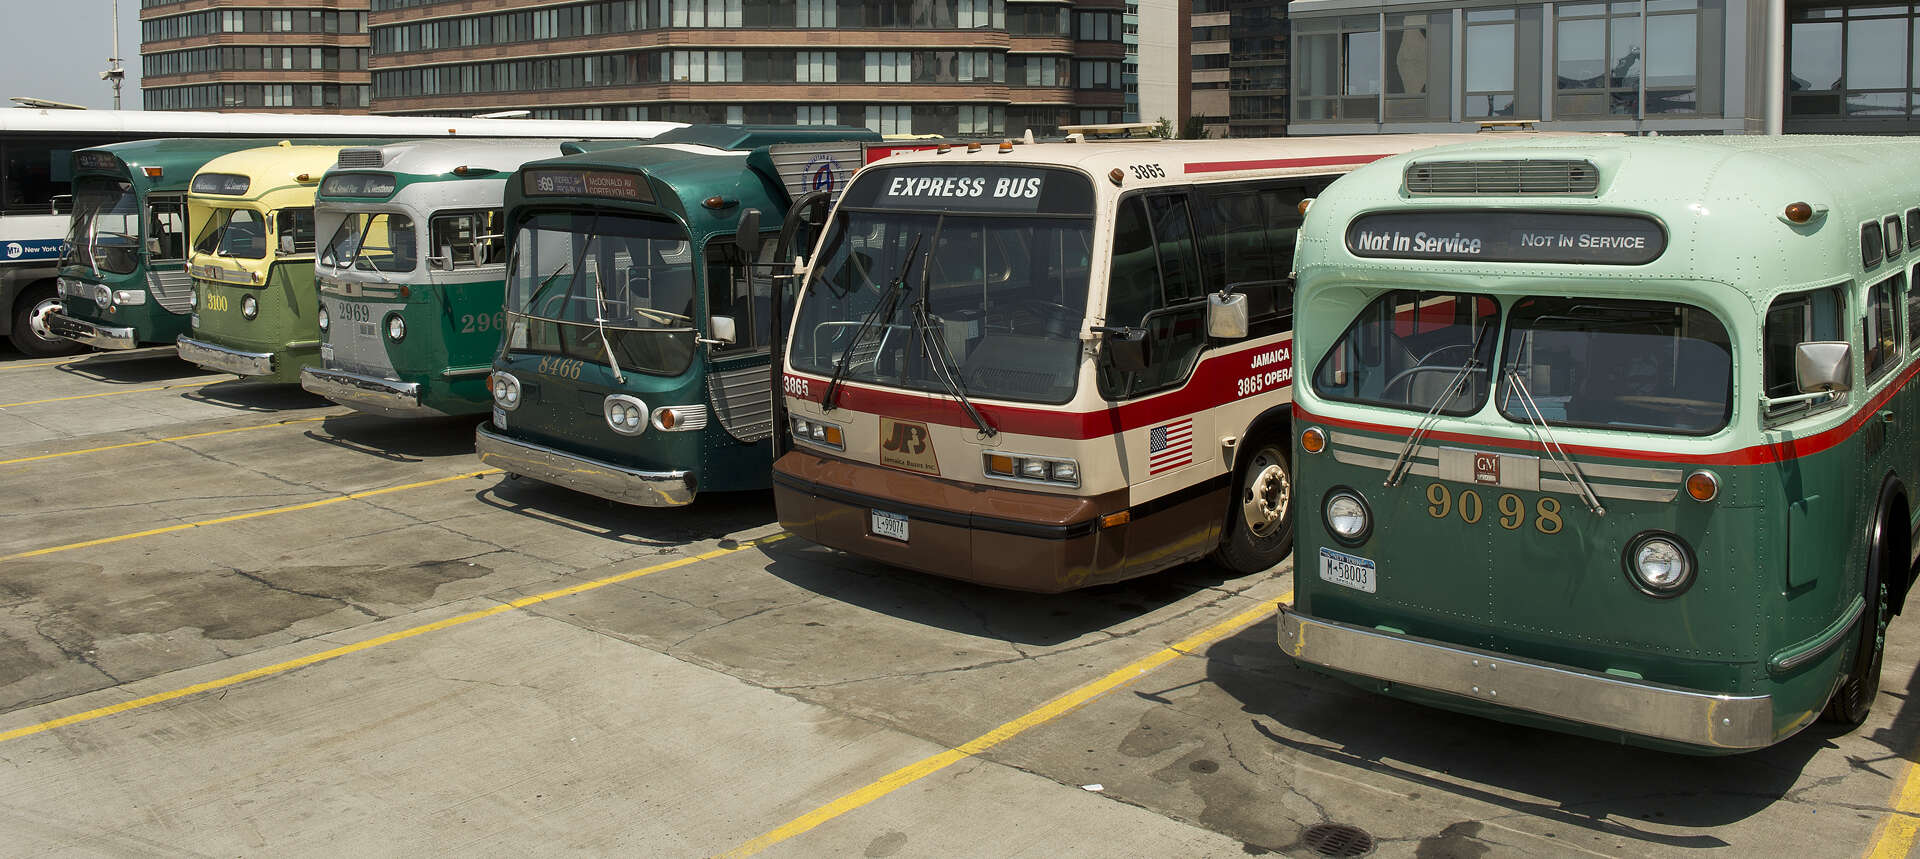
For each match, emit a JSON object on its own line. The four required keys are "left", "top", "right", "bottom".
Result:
{"left": 27, "top": 297, "right": 61, "bottom": 340}
{"left": 1242, "top": 461, "right": 1290, "bottom": 537}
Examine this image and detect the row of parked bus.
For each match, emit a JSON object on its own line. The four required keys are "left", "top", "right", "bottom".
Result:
{"left": 41, "top": 125, "right": 1915, "bottom": 757}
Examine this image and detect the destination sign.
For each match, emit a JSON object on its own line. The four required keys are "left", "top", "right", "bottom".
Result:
{"left": 74, "top": 151, "right": 121, "bottom": 172}
{"left": 320, "top": 172, "right": 399, "bottom": 199}
{"left": 843, "top": 165, "right": 1093, "bottom": 215}
{"left": 522, "top": 169, "right": 652, "bottom": 203}
{"left": 1346, "top": 211, "right": 1666, "bottom": 265}
{"left": 191, "top": 172, "right": 252, "bottom": 196}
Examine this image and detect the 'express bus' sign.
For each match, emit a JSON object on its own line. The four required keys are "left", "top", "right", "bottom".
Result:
{"left": 844, "top": 165, "right": 1092, "bottom": 214}
{"left": 1346, "top": 211, "right": 1665, "bottom": 265}
{"left": 522, "top": 169, "right": 653, "bottom": 203}
{"left": 191, "top": 172, "right": 252, "bottom": 196}
{"left": 320, "top": 172, "right": 399, "bottom": 199}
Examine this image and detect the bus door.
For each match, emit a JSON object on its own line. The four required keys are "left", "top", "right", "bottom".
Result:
{"left": 145, "top": 194, "right": 192, "bottom": 313}
{"left": 1860, "top": 269, "right": 1911, "bottom": 533}
{"left": 705, "top": 234, "right": 779, "bottom": 442}
{"left": 1098, "top": 190, "right": 1217, "bottom": 571}
{"left": 428, "top": 209, "right": 510, "bottom": 356}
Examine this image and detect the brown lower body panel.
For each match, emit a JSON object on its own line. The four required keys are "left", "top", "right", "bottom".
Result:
{"left": 773, "top": 450, "right": 1227, "bottom": 593}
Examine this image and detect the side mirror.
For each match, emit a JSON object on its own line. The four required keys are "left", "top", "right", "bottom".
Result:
{"left": 146, "top": 237, "right": 162, "bottom": 255}
{"left": 1796, "top": 341, "right": 1853, "bottom": 393}
{"left": 279, "top": 233, "right": 295, "bottom": 255}
{"left": 1101, "top": 326, "right": 1151, "bottom": 372}
{"left": 1207, "top": 292, "right": 1249, "bottom": 339}
{"left": 436, "top": 244, "right": 456, "bottom": 271}
{"left": 734, "top": 208, "right": 762, "bottom": 257}
{"left": 709, "top": 315, "right": 738, "bottom": 346}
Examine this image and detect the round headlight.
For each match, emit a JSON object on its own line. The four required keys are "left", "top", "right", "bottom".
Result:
{"left": 317, "top": 305, "right": 330, "bottom": 332}
{"left": 1626, "top": 532, "right": 1694, "bottom": 596}
{"left": 386, "top": 314, "right": 406, "bottom": 341}
{"left": 1323, "top": 490, "right": 1370, "bottom": 543}
{"left": 491, "top": 372, "right": 520, "bottom": 409}
{"left": 240, "top": 294, "right": 258, "bottom": 319}
{"left": 604, "top": 396, "right": 647, "bottom": 435}
{"left": 189, "top": 289, "right": 198, "bottom": 309}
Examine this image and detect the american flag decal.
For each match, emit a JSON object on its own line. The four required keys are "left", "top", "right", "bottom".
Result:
{"left": 1148, "top": 418, "right": 1194, "bottom": 475}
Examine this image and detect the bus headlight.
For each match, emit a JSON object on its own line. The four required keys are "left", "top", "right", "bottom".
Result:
{"left": 983, "top": 452, "right": 1079, "bottom": 487}
{"left": 1323, "top": 489, "right": 1371, "bottom": 544}
{"left": 241, "top": 294, "right": 258, "bottom": 319}
{"left": 317, "top": 305, "right": 329, "bottom": 332}
{"left": 111, "top": 290, "right": 146, "bottom": 306}
{"left": 385, "top": 313, "right": 406, "bottom": 341}
{"left": 189, "top": 288, "right": 198, "bottom": 310}
{"left": 489, "top": 371, "right": 521, "bottom": 410}
{"left": 93, "top": 284, "right": 112, "bottom": 307}
{"left": 1625, "top": 532, "right": 1694, "bottom": 597}
{"left": 791, "top": 415, "right": 843, "bottom": 449}
{"left": 604, "top": 394, "right": 647, "bottom": 435}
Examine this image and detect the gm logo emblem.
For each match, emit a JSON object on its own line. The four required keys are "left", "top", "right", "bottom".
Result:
{"left": 1473, "top": 452, "right": 1500, "bottom": 484}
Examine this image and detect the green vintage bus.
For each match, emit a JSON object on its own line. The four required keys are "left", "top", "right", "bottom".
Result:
{"left": 299, "top": 140, "right": 598, "bottom": 418}
{"left": 476, "top": 126, "right": 878, "bottom": 505}
{"left": 176, "top": 144, "right": 354, "bottom": 383}
{"left": 1282, "top": 135, "right": 1920, "bottom": 753}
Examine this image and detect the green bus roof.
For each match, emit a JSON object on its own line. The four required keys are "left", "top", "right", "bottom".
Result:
{"left": 73, "top": 137, "right": 390, "bottom": 194}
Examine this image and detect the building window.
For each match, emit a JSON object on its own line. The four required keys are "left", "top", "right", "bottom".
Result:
{"left": 1558, "top": 0, "right": 1701, "bottom": 118}
{"left": 866, "top": 104, "right": 912, "bottom": 135}
{"left": 1294, "top": 16, "right": 1382, "bottom": 120}
{"left": 865, "top": 51, "right": 912, "bottom": 83}
{"left": 1464, "top": 9, "right": 1516, "bottom": 118}
{"left": 797, "top": 104, "right": 838, "bottom": 125}
{"left": 1791, "top": 5, "right": 1919, "bottom": 118}
{"left": 797, "top": 50, "right": 836, "bottom": 83}
{"left": 1385, "top": 12, "right": 1449, "bottom": 119}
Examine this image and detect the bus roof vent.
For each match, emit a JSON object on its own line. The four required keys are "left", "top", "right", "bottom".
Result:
{"left": 336, "top": 148, "right": 385, "bottom": 169}
{"left": 1404, "top": 159, "right": 1598, "bottom": 196}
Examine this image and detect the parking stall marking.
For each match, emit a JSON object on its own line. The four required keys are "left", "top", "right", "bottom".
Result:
{"left": 0, "top": 468, "right": 502, "bottom": 563}
{"left": 0, "top": 416, "right": 328, "bottom": 467}
{"left": 718, "top": 590, "right": 1293, "bottom": 859}
{"left": 0, "top": 346, "right": 179, "bottom": 373}
{"left": 0, "top": 532, "right": 791, "bottom": 745}
{"left": 1868, "top": 760, "right": 1920, "bottom": 858}
{"left": 0, "top": 378, "right": 221, "bottom": 409}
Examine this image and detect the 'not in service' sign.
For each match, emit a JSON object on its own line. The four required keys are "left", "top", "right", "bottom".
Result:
{"left": 1346, "top": 211, "right": 1666, "bottom": 265}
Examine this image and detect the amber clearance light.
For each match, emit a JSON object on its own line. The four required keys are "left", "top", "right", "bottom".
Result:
{"left": 1301, "top": 426, "right": 1327, "bottom": 454}
{"left": 1784, "top": 202, "right": 1814, "bottom": 224}
{"left": 1686, "top": 470, "right": 1719, "bottom": 502}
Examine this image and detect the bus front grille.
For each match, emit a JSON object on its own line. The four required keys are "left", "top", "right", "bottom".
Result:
{"left": 1404, "top": 160, "right": 1599, "bottom": 196}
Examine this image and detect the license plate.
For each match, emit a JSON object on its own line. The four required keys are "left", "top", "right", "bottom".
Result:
{"left": 870, "top": 509, "right": 909, "bottom": 542}
{"left": 320, "top": 344, "right": 333, "bottom": 363}
{"left": 492, "top": 407, "right": 507, "bottom": 429}
{"left": 190, "top": 313, "right": 199, "bottom": 329}
{"left": 1319, "top": 547, "right": 1376, "bottom": 594}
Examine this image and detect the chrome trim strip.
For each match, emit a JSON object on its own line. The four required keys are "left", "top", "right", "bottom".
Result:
{"left": 1334, "top": 448, "right": 1680, "bottom": 501}
{"left": 1331, "top": 431, "right": 1683, "bottom": 483}
{"left": 1279, "top": 610, "right": 1775, "bottom": 749}
{"left": 176, "top": 336, "right": 274, "bottom": 376}
{"left": 300, "top": 367, "right": 436, "bottom": 419}
{"left": 45, "top": 312, "right": 137, "bottom": 350}
{"left": 442, "top": 366, "right": 492, "bottom": 378}
{"left": 1334, "top": 448, "right": 1440, "bottom": 479}
{"left": 474, "top": 424, "right": 694, "bottom": 507}
{"left": 1770, "top": 596, "right": 1866, "bottom": 675}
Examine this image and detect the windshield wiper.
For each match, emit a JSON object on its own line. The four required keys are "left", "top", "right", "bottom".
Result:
{"left": 585, "top": 252, "right": 627, "bottom": 385}
{"left": 1501, "top": 334, "right": 1605, "bottom": 515}
{"left": 908, "top": 240, "right": 994, "bottom": 437}
{"left": 1384, "top": 316, "right": 1492, "bottom": 488}
{"left": 822, "top": 233, "right": 921, "bottom": 412}
{"left": 498, "top": 262, "right": 569, "bottom": 361}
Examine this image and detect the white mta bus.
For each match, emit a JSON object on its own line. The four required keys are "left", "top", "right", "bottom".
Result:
{"left": 772, "top": 134, "right": 1479, "bottom": 592}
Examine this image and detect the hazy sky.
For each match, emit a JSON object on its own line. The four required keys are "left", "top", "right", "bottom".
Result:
{"left": 0, "top": 0, "right": 142, "bottom": 110}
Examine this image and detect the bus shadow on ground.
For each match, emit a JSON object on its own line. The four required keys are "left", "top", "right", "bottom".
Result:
{"left": 308, "top": 414, "right": 479, "bottom": 463}
{"left": 759, "top": 541, "right": 1263, "bottom": 647}
{"left": 181, "top": 381, "right": 332, "bottom": 413}
{"left": 472, "top": 478, "right": 778, "bottom": 548}
{"left": 55, "top": 351, "right": 207, "bottom": 385}
{"left": 1201, "top": 620, "right": 1839, "bottom": 848}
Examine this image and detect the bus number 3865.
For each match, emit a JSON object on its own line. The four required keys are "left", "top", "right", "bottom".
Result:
{"left": 1426, "top": 483, "right": 1563, "bottom": 535}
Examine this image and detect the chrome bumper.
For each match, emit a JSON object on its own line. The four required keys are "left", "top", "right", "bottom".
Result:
{"left": 300, "top": 366, "right": 434, "bottom": 419}
{"left": 177, "top": 336, "right": 274, "bottom": 376}
{"left": 46, "top": 312, "right": 137, "bottom": 350}
{"left": 1279, "top": 610, "right": 1776, "bottom": 750}
{"left": 474, "top": 423, "right": 695, "bottom": 507}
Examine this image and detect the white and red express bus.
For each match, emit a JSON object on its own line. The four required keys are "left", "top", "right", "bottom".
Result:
{"left": 771, "top": 135, "right": 1478, "bottom": 591}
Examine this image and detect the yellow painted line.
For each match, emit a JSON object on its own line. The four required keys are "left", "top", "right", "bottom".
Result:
{"left": 0, "top": 347, "right": 177, "bottom": 373}
{"left": 0, "top": 468, "right": 502, "bottom": 563}
{"left": 719, "top": 588, "right": 1294, "bottom": 858}
{"left": 0, "top": 379, "right": 219, "bottom": 409}
{"left": 0, "top": 533, "right": 790, "bottom": 746}
{"left": 0, "top": 416, "right": 327, "bottom": 467}
{"left": 0, "top": 357, "right": 80, "bottom": 372}
{"left": 1867, "top": 759, "right": 1920, "bottom": 858}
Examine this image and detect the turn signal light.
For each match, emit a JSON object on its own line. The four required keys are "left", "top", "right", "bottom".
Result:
{"left": 1101, "top": 511, "right": 1131, "bottom": 528}
{"left": 822, "top": 424, "right": 843, "bottom": 447}
{"left": 1686, "top": 471, "right": 1719, "bottom": 502}
{"left": 143, "top": 166, "right": 163, "bottom": 178}
{"left": 1301, "top": 427, "right": 1327, "bottom": 454}
{"left": 986, "top": 454, "right": 1015, "bottom": 476}
{"left": 1784, "top": 202, "right": 1813, "bottom": 224}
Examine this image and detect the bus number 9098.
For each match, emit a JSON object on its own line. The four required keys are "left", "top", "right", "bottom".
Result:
{"left": 1426, "top": 483, "right": 1563, "bottom": 535}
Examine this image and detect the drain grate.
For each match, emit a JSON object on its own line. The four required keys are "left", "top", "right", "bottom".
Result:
{"left": 1301, "top": 823, "right": 1375, "bottom": 857}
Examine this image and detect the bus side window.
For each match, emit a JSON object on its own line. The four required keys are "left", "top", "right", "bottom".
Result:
{"left": 275, "top": 207, "right": 316, "bottom": 255}
{"left": 430, "top": 210, "right": 506, "bottom": 268}
{"left": 703, "top": 237, "right": 772, "bottom": 353}
{"left": 1865, "top": 273, "right": 1903, "bottom": 383}
{"left": 1098, "top": 194, "right": 1208, "bottom": 399}
{"left": 1908, "top": 267, "right": 1920, "bottom": 354}
{"left": 1763, "top": 285, "right": 1845, "bottom": 419}
{"left": 148, "top": 197, "right": 187, "bottom": 261}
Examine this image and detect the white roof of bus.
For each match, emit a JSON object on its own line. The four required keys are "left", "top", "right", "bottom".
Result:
{"left": 869, "top": 134, "right": 1507, "bottom": 182}
{"left": 0, "top": 107, "right": 683, "bottom": 140}
{"left": 331, "top": 138, "right": 582, "bottom": 177}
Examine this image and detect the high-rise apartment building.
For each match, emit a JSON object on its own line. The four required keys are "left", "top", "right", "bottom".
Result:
{"left": 1227, "top": 0, "right": 1286, "bottom": 137}
{"left": 140, "top": 0, "right": 373, "bottom": 113}
{"left": 360, "top": 0, "right": 1128, "bottom": 138}
{"left": 1190, "top": 0, "right": 1230, "bottom": 136}
{"left": 1131, "top": 0, "right": 1188, "bottom": 130}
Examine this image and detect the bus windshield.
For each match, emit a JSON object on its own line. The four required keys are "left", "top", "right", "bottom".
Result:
{"left": 790, "top": 209, "right": 1094, "bottom": 405}
{"left": 192, "top": 206, "right": 268, "bottom": 260}
{"left": 1311, "top": 290, "right": 1502, "bottom": 416}
{"left": 321, "top": 212, "right": 418, "bottom": 273}
{"left": 1497, "top": 297, "right": 1732, "bottom": 435}
{"left": 503, "top": 210, "right": 697, "bottom": 378}
{"left": 64, "top": 177, "right": 140, "bottom": 275}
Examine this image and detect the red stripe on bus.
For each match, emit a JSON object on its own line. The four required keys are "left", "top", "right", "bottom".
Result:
{"left": 1183, "top": 154, "right": 1390, "bottom": 174}
{"left": 788, "top": 338, "right": 1292, "bottom": 440}
{"left": 1295, "top": 358, "right": 1920, "bottom": 467}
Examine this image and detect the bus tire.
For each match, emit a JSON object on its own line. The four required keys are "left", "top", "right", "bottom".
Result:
{"left": 10, "top": 283, "right": 83, "bottom": 358}
{"left": 1822, "top": 511, "right": 1893, "bottom": 727}
{"left": 1211, "top": 438, "right": 1293, "bottom": 575}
